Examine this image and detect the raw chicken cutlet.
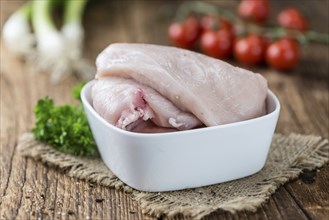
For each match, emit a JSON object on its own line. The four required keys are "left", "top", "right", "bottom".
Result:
{"left": 91, "top": 43, "right": 268, "bottom": 133}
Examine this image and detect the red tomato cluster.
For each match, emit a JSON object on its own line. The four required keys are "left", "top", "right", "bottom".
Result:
{"left": 234, "top": 36, "right": 299, "bottom": 71}
{"left": 168, "top": 0, "right": 309, "bottom": 71}
{"left": 168, "top": 16, "right": 236, "bottom": 60}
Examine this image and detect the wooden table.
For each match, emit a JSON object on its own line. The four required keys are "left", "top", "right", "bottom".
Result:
{"left": 1, "top": 1, "right": 328, "bottom": 219}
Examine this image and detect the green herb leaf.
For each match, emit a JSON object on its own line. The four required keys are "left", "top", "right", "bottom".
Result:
{"left": 32, "top": 95, "right": 96, "bottom": 157}
{"left": 72, "top": 82, "right": 86, "bottom": 101}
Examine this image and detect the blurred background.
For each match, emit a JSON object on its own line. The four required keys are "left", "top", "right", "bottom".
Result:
{"left": 1, "top": 0, "right": 328, "bottom": 81}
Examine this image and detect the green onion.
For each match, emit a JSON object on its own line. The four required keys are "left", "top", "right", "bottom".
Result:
{"left": 2, "top": 2, "right": 35, "bottom": 56}
{"left": 62, "top": 0, "right": 95, "bottom": 81}
{"left": 62, "top": 0, "right": 87, "bottom": 59}
{"left": 31, "top": 0, "right": 71, "bottom": 82}
{"left": 32, "top": 0, "right": 64, "bottom": 57}
{"left": 2, "top": 0, "right": 94, "bottom": 83}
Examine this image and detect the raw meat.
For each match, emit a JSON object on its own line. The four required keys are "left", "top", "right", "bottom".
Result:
{"left": 92, "top": 43, "right": 268, "bottom": 132}
{"left": 92, "top": 77, "right": 202, "bottom": 131}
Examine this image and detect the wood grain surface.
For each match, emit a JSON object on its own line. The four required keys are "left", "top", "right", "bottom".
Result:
{"left": 1, "top": 0, "right": 328, "bottom": 219}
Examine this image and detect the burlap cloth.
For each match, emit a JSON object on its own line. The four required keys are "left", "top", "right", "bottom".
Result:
{"left": 17, "top": 133, "right": 328, "bottom": 219}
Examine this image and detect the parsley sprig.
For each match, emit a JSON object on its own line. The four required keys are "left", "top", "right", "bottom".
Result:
{"left": 32, "top": 83, "right": 97, "bottom": 157}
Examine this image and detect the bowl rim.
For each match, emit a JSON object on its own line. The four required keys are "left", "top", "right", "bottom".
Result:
{"left": 81, "top": 80, "right": 281, "bottom": 138}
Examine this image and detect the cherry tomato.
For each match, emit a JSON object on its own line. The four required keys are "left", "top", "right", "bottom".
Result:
{"left": 219, "top": 19, "right": 234, "bottom": 33}
{"left": 277, "top": 7, "right": 308, "bottom": 31}
{"left": 200, "top": 29, "right": 234, "bottom": 59}
{"left": 200, "top": 15, "right": 217, "bottom": 31}
{"left": 266, "top": 38, "right": 299, "bottom": 70}
{"left": 234, "top": 35, "right": 267, "bottom": 65}
{"left": 168, "top": 16, "right": 200, "bottom": 49}
{"left": 238, "top": 0, "right": 270, "bottom": 23}
{"left": 200, "top": 16, "right": 234, "bottom": 33}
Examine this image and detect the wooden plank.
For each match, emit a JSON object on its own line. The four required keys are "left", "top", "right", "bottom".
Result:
{"left": 285, "top": 165, "right": 329, "bottom": 220}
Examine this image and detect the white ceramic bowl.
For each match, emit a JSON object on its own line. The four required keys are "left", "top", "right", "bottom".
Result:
{"left": 81, "top": 80, "right": 280, "bottom": 192}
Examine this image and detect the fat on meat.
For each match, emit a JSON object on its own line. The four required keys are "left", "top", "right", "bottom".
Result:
{"left": 92, "top": 43, "right": 268, "bottom": 131}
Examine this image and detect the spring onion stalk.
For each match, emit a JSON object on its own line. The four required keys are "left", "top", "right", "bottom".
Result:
{"left": 30, "top": 0, "right": 94, "bottom": 83}
{"left": 62, "top": 0, "right": 87, "bottom": 60}
{"left": 32, "top": 0, "right": 65, "bottom": 60}
{"left": 2, "top": 2, "right": 35, "bottom": 56}
{"left": 62, "top": 0, "right": 95, "bottom": 80}
{"left": 2, "top": 0, "right": 93, "bottom": 83}
{"left": 31, "top": 0, "right": 71, "bottom": 83}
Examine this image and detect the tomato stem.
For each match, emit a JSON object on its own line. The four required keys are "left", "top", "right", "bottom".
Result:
{"left": 305, "top": 31, "right": 329, "bottom": 44}
{"left": 262, "top": 27, "right": 329, "bottom": 45}
{"left": 175, "top": 1, "right": 237, "bottom": 22}
{"left": 175, "top": 1, "right": 329, "bottom": 45}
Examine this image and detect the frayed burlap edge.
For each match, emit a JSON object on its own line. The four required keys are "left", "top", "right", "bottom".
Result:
{"left": 130, "top": 133, "right": 329, "bottom": 219}
{"left": 17, "top": 133, "right": 133, "bottom": 192}
{"left": 17, "top": 133, "right": 329, "bottom": 219}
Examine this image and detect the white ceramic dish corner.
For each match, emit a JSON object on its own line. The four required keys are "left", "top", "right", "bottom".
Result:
{"left": 81, "top": 80, "right": 281, "bottom": 192}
